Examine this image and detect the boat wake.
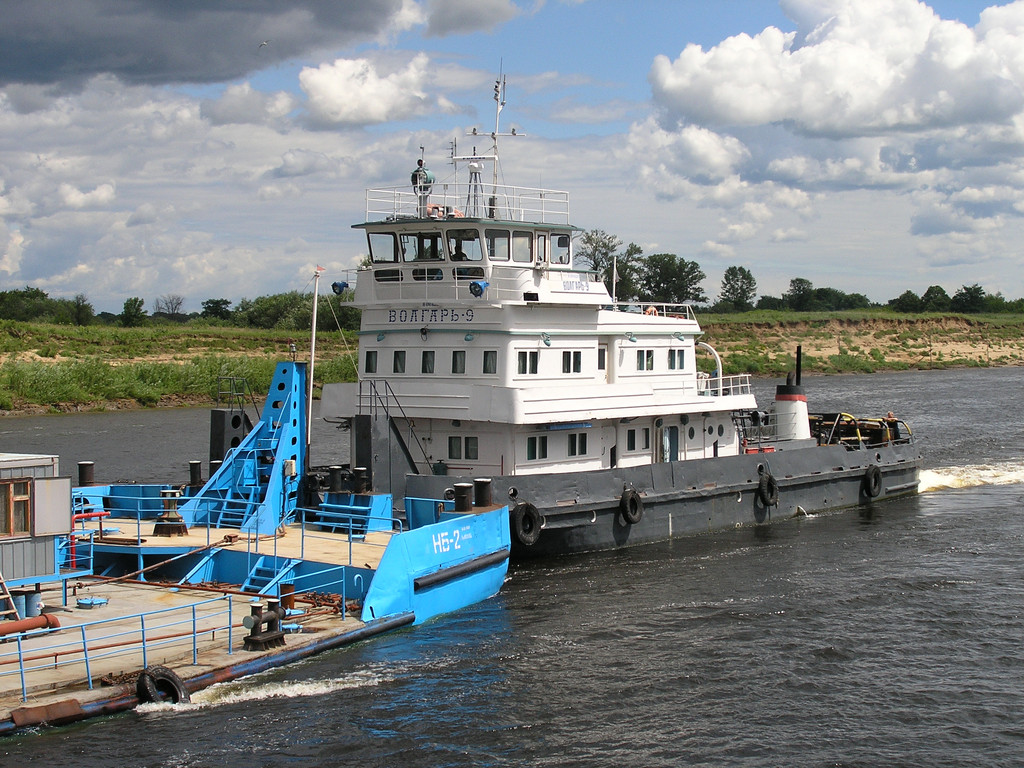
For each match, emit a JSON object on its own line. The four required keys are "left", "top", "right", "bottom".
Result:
{"left": 136, "top": 669, "right": 388, "bottom": 714}
{"left": 920, "top": 462, "right": 1024, "bottom": 492}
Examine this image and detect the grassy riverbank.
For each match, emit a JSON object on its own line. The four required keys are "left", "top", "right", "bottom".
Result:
{"left": 2, "top": 313, "right": 1022, "bottom": 414}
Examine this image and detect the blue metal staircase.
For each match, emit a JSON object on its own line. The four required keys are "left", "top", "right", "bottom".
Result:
{"left": 179, "top": 363, "right": 307, "bottom": 536}
{"left": 242, "top": 555, "right": 301, "bottom": 594}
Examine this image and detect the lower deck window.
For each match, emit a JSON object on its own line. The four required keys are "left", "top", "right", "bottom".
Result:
{"left": 527, "top": 435, "right": 548, "bottom": 460}
{"left": 568, "top": 432, "right": 588, "bottom": 456}
{"left": 448, "top": 436, "right": 479, "bottom": 460}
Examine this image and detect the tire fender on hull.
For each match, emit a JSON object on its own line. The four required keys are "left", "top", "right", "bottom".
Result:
{"left": 136, "top": 665, "right": 190, "bottom": 704}
{"left": 620, "top": 487, "right": 644, "bottom": 525}
{"left": 863, "top": 465, "right": 883, "bottom": 498}
{"left": 511, "top": 501, "right": 542, "bottom": 547}
{"left": 757, "top": 469, "right": 779, "bottom": 507}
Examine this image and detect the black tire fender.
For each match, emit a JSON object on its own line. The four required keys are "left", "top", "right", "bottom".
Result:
{"left": 136, "top": 665, "right": 190, "bottom": 704}
{"left": 757, "top": 472, "right": 779, "bottom": 507}
{"left": 864, "top": 465, "right": 882, "bottom": 498}
{"left": 620, "top": 487, "right": 644, "bottom": 525}
{"left": 511, "top": 502, "right": 542, "bottom": 547}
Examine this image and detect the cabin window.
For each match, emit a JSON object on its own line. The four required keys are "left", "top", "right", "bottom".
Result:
{"left": 636, "top": 349, "right": 654, "bottom": 371}
{"left": 448, "top": 436, "right": 462, "bottom": 460}
{"left": 668, "top": 350, "right": 684, "bottom": 369}
{"left": 465, "top": 437, "right": 479, "bottom": 460}
{"left": 598, "top": 348, "right": 606, "bottom": 371}
{"left": 536, "top": 234, "right": 547, "bottom": 263}
{"left": 562, "top": 350, "right": 582, "bottom": 373}
{"left": 568, "top": 432, "right": 588, "bottom": 456}
{"left": 365, "top": 350, "right": 378, "bottom": 374}
{"left": 421, "top": 351, "right": 435, "bottom": 374}
{"left": 368, "top": 232, "right": 398, "bottom": 263}
{"left": 486, "top": 229, "right": 510, "bottom": 261}
{"left": 447, "top": 228, "right": 483, "bottom": 261}
{"left": 0, "top": 480, "right": 30, "bottom": 537}
{"left": 643, "top": 428, "right": 651, "bottom": 449}
{"left": 412, "top": 267, "right": 443, "bottom": 281}
{"left": 551, "top": 233, "right": 571, "bottom": 265}
{"left": 517, "top": 350, "right": 539, "bottom": 375}
{"left": 512, "top": 231, "right": 533, "bottom": 263}
{"left": 483, "top": 350, "right": 497, "bottom": 374}
{"left": 451, "top": 350, "right": 466, "bottom": 374}
{"left": 627, "top": 429, "right": 636, "bottom": 451}
{"left": 398, "top": 231, "right": 443, "bottom": 261}
{"left": 393, "top": 350, "right": 406, "bottom": 374}
{"left": 527, "top": 435, "right": 548, "bottom": 460}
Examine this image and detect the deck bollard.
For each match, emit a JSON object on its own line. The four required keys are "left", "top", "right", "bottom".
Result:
{"left": 473, "top": 478, "right": 493, "bottom": 507}
{"left": 242, "top": 598, "right": 286, "bottom": 651}
{"left": 189, "top": 460, "right": 203, "bottom": 487}
{"left": 78, "top": 461, "right": 95, "bottom": 487}
{"left": 453, "top": 483, "right": 473, "bottom": 512}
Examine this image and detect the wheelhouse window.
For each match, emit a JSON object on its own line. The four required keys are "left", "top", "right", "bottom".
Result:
{"left": 512, "top": 231, "right": 533, "bottom": 263}
{"left": 668, "top": 350, "right": 684, "bottom": 369}
{"left": 393, "top": 350, "right": 406, "bottom": 373}
{"left": 527, "top": 435, "right": 548, "bottom": 460}
{"left": 562, "top": 350, "right": 582, "bottom": 373}
{"left": 421, "top": 351, "right": 435, "bottom": 374}
{"left": 486, "top": 229, "right": 510, "bottom": 261}
{"left": 551, "top": 233, "right": 571, "bottom": 265}
{"left": 451, "top": 350, "right": 466, "bottom": 374}
{"left": 447, "top": 228, "right": 483, "bottom": 261}
{"left": 398, "top": 231, "right": 443, "bottom": 261}
{"left": 517, "top": 350, "right": 538, "bottom": 375}
{"left": 483, "top": 350, "right": 497, "bottom": 374}
{"left": 368, "top": 232, "right": 398, "bottom": 263}
{"left": 636, "top": 349, "right": 655, "bottom": 371}
{"left": 365, "top": 350, "right": 378, "bottom": 374}
{"left": 568, "top": 433, "right": 588, "bottom": 456}
{"left": 0, "top": 480, "right": 30, "bottom": 537}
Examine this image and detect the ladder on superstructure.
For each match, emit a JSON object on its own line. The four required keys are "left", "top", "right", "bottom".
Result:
{"left": 0, "top": 569, "right": 20, "bottom": 621}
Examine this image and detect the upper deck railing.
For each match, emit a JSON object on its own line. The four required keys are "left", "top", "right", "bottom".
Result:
{"left": 365, "top": 182, "right": 571, "bottom": 225}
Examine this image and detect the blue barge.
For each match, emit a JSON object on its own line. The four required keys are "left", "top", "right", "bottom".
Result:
{"left": 0, "top": 361, "right": 510, "bottom": 734}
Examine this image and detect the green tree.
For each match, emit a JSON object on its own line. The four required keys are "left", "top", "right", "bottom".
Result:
{"left": 119, "top": 297, "right": 147, "bottom": 327}
{"left": 920, "top": 285, "right": 951, "bottom": 312}
{"left": 784, "top": 278, "right": 815, "bottom": 311}
{"left": 637, "top": 253, "right": 707, "bottom": 304}
{"left": 950, "top": 283, "right": 986, "bottom": 313}
{"left": 888, "top": 290, "right": 921, "bottom": 313}
{"left": 718, "top": 266, "right": 757, "bottom": 311}
{"left": 72, "top": 293, "right": 94, "bottom": 326}
{"left": 576, "top": 229, "right": 621, "bottom": 275}
{"left": 201, "top": 298, "right": 233, "bottom": 320}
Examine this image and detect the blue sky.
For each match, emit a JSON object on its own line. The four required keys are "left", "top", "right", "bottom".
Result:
{"left": 0, "top": 0, "right": 1019, "bottom": 313}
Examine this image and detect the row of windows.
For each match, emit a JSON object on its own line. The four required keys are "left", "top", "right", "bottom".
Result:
{"left": 638, "top": 349, "right": 685, "bottom": 371}
{"left": 368, "top": 347, "right": 687, "bottom": 376}
{"left": 0, "top": 479, "right": 30, "bottom": 537}
{"left": 368, "top": 229, "right": 571, "bottom": 265}
{"left": 367, "top": 349, "right": 498, "bottom": 375}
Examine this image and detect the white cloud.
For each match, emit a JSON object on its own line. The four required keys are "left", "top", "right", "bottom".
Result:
{"left": 300, "top": 54, "right": 452, "bottom": 125}
{"left": 58, "top": 182, "right": 115, "bottom": 209}
{"left": 201, "top": 83, "right": 296, "bottom": 126}
{"left": 650, "top": 0, "right": 1024, "bottom": 137}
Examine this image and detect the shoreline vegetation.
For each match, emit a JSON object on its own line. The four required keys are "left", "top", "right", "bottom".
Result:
{"left": 2, "top": 312, "right": 1022, "bottom": 416}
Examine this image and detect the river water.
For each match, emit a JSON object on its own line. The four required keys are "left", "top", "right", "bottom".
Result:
{"left": 2, "top": 367, "right": 1024, "bottom": 766}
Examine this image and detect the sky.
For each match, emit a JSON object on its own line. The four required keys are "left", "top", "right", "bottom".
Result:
{"left": 1, "top": 0, "right": 1022, "bottom": 314}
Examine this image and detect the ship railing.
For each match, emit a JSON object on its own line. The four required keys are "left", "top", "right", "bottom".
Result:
{"left": 697, "top": 372, "right": 752, "bottom": 397}
{"left": 365, "top": 182, "right": 570, "bottom": 225}
{"left": 604, "top": 302, "right": 697, "bottom": 321}
{"left": 2, "top": 594, "right": 236, "bottom": 702}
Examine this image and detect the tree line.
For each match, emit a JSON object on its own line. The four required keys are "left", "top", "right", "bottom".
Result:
{"left": 0, "top": 287, "right": 360, "bottom": 330}
{"left": 576, "top": 230, "right": 1024, "bottom": 314}
{"left": 3, "top": 231, "right": 1022, "bottom": 328}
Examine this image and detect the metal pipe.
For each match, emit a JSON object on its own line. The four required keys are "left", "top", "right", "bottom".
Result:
{"left": 0, "top": 614, "right": 60, "bottom": 636}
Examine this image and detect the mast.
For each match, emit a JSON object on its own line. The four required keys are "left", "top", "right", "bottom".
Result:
{"left": 306, "top": 266, "right": 324, "bottom": 469}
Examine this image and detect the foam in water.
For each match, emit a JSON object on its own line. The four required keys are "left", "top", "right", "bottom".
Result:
{"left": 920, "top": 461, "right": 1024, "bottom": 492}
{"left": 135, "top": 669, "right": 387, "bottom": 714}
